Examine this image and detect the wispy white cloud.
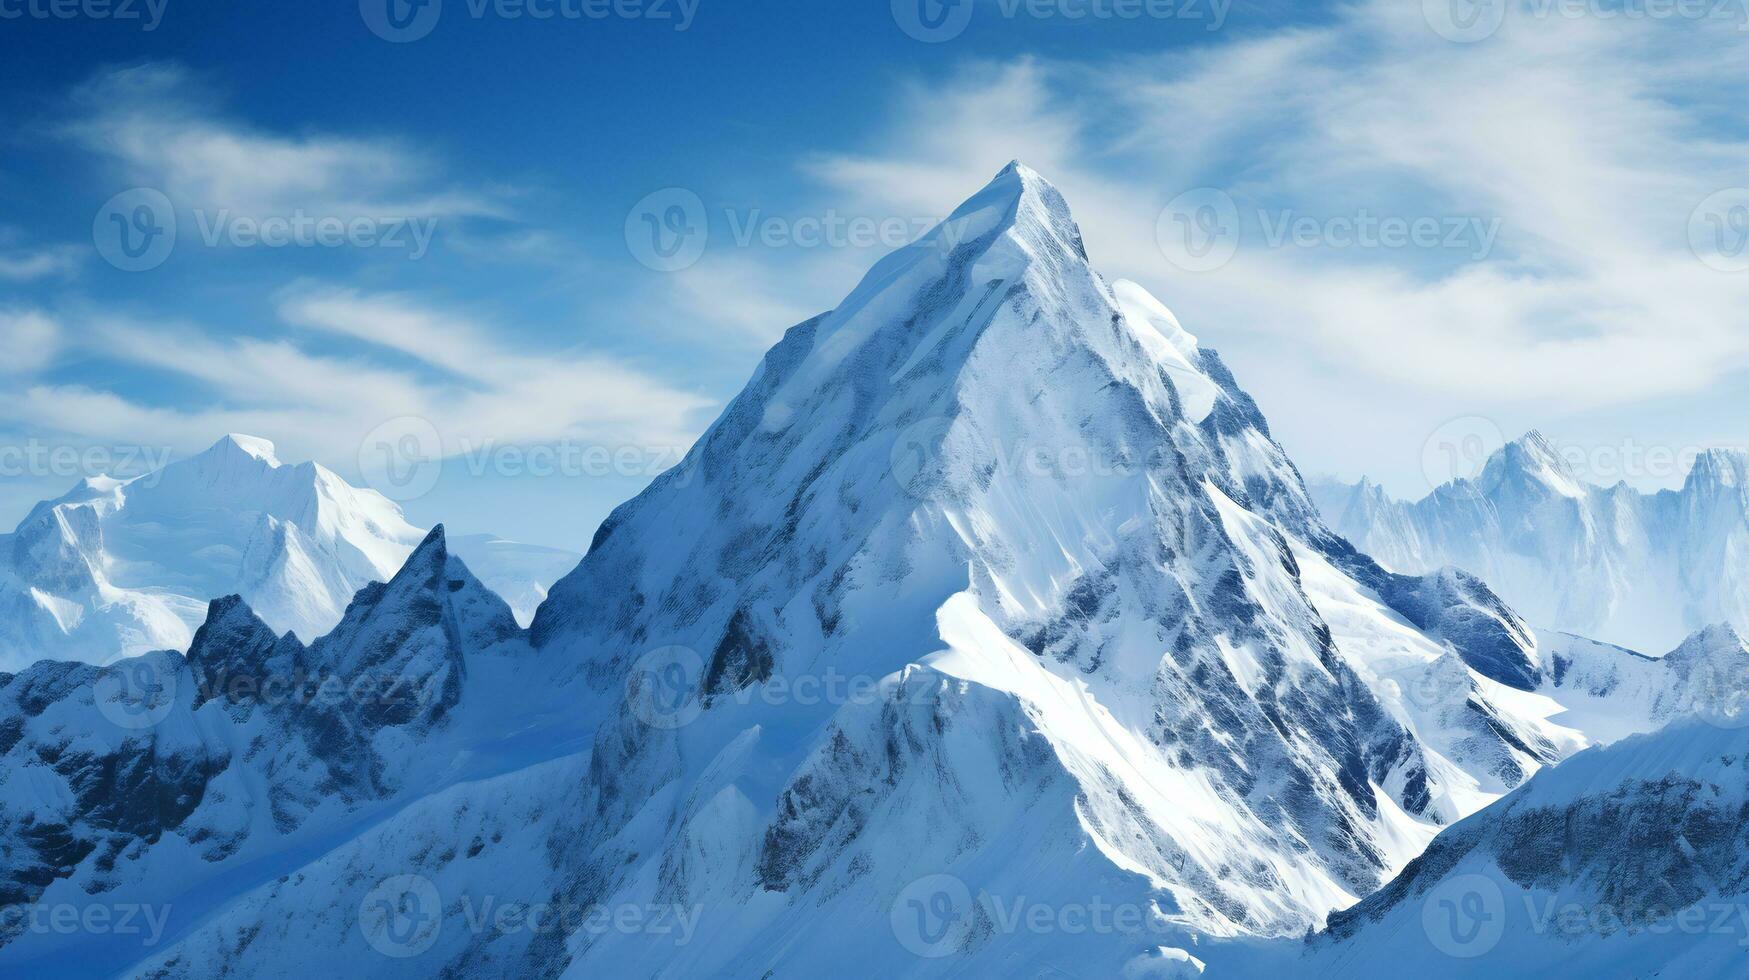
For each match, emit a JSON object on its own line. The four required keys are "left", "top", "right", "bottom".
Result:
{"left": 0, "top": 309, "right": 61, "bottom": 374}
{"left": 63, "top": 63, "right": 504, "bottom": 223}
{"left": 0, "top": 245, "right": 83, "bottom": 282}
{"left": 2, "top": 294, "right": 714, "bottom": 473}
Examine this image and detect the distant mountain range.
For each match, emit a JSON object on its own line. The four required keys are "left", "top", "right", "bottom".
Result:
{"left": 1311, "top": 432, "right": 1749, "bottom": 653}
{"left": 0, "top": 434, "right": 578, "bottom": 670}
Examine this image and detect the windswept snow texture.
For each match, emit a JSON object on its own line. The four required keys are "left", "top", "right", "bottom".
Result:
{"left": 1, "top": 165, "right": 1741, "bottom": 980}
{"left": 0, "top": 436, "right": 577, "bottom": 669}
{"left": 1312, "top": 433, "right": 1749, "bottom": 653}
{"left": 1223, "top": 713, "right": 1749, "bottom": 978}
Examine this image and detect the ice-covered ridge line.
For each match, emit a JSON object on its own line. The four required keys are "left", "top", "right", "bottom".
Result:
{"left": 1312, "top": 429, "right": 1749, "bottom": 651}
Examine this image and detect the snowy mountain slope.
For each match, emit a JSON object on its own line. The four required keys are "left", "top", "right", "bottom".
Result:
{"left": 1312, "top": 433, "right": 1749, "bottom": 652}
{"left": 1225, "top": 714, "right": 1749, "bottom": 978}
{"left": 0, "top": 436, "right": 577, "bottom": 669}
{"left": 11, "top": 164, "right": 1742, "bottom": 980}
{"left": 0, "top": 527, "right": 579, "bottom": 977}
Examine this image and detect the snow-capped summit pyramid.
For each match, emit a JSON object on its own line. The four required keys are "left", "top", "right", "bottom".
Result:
{"left": 0, "top": 436, "right": 576, "bottom": 669}
{"left": 1313, "top": 432, "right": 1749, "bottom": 652}
{"left": 504, "top": 162, "right": 1592, "bottom": 974}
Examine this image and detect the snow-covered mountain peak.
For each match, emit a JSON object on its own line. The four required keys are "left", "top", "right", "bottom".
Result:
{"left": 1479, "top": 429, "right": 1585, "bottom": 499}
{"left": 1685, "top": 446, "right": 1749, "bottom": 491}
{"left": 515, "top": 165, "right": 1590, "bottom": 963}
{"left": 204, "top": 433, "right": 282, "bottom": 466}
{"left": 314, "top": 524, "right": 520, "bottom": 688}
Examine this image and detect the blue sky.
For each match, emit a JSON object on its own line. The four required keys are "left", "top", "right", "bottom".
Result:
{"left": 4, "top": 0, "right": 1748, "bottom": 548}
